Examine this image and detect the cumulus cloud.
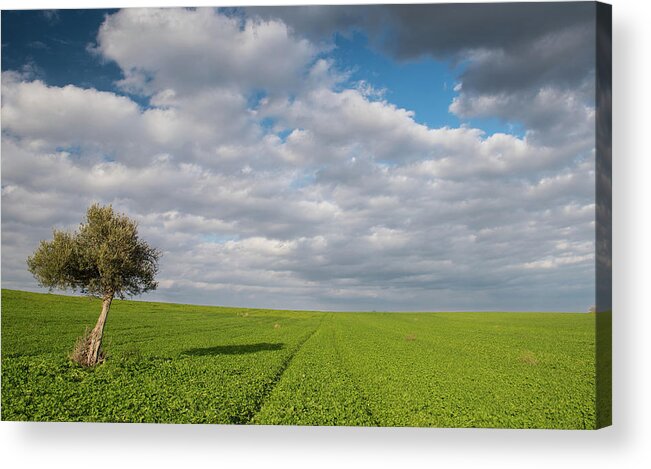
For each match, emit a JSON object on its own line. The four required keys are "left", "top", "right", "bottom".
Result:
{"left": 93, "top": 8, "right": 319, "bottom": 96}
{"left": 1, "top": 6, "right": 598, "bottom": 311}
{"left": 2, "top": 73, "right": 142, "bottom": 151}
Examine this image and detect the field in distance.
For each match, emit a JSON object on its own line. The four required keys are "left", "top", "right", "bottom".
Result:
{"left": 1, "top": 289, "right": 597, "bottom": 428}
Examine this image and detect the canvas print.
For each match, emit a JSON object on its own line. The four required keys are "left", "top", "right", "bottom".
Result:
{"left": 1, "top": 2, "right": 611, "bottom": 428}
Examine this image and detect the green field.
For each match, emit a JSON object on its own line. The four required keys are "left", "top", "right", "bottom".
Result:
{"left": 1, "top": 289, "right": 598, "bottom": 428}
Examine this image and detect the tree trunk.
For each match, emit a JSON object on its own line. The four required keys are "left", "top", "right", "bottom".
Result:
{"left": 87, "top": 293, "right": 113, "bottom": 366}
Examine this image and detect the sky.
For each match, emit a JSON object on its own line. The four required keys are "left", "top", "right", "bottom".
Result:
{"left": 1, "top": 4, "right": 598, "bottom": 312}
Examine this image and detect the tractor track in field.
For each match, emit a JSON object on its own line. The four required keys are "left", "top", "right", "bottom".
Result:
{"left": 244, "top": 315, "right": 326, "bottom": 424}
{"left": 331, "top": 326, "right": 379, "bottom": 427}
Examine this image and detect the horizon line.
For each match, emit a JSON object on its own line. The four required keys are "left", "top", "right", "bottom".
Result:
{"left": 1, "top": 288, "right": 595, "bottom": 314}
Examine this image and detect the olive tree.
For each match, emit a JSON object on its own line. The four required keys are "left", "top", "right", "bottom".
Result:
{"left": 27, "top": 204, "right": 161, "bottom": 366}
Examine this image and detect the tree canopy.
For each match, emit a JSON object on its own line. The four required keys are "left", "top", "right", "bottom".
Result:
{"left": 27, "top": 203, "right": 161, "bottom": 299}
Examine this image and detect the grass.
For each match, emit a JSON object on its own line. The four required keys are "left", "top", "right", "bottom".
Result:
{"left": 1, "top": 289, "right": 599, "bottom": 428}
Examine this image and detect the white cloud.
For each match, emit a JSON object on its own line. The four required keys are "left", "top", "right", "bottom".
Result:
{"left": 261, "top": 87, "right": 440, "bottom": 164}
{"left": 94, "top": 8, "right": 319, "bottom": 96}
{"left": 2, "top": 75, "right": 142, "bottom": 152}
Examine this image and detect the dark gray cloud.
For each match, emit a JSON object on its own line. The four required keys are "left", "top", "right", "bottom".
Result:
{"left": 456, "top": 22, "right": 594, "bottom": 95}
{"left": 252, "top": 4, "right": 590, "bottom": 49}
{"left": 252, "top": 3, "right": 594, "bottom": 90}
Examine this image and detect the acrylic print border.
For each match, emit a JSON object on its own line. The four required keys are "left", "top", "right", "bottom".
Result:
{"left": 595, "top": 1, "right": 612, "bottom": 429}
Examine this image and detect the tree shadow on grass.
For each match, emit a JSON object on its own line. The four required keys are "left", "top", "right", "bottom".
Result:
{"left": 182, "top": 343, "right": 284, "bottom": 357}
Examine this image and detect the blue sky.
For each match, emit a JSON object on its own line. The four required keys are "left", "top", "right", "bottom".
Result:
{"left": 2, "top": 10, "right": 120, "bottom": 89}
{"left": 331, "top": 31, "right": 459, "bottom": 127}
{"left": 1, "top": 6, "right": 597, "bottom": 311}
